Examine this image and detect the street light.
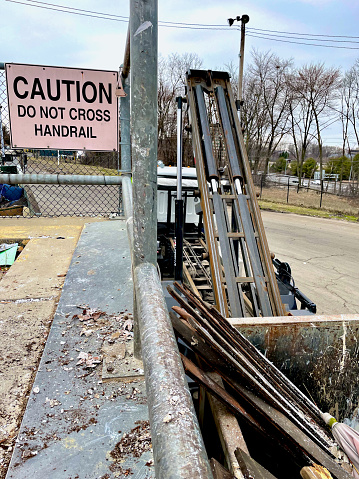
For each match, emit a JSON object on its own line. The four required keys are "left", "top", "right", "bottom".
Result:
{"left": 227, "top": 14, "right": 249, "bottom": 121}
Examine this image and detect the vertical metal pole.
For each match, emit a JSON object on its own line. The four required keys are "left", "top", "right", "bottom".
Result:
{"left": 237, "top": 15, "right": 249, "bottom": 121}
{"left": 287, "top": 176, "right": 290, "bottom": 203}
{"left": 119, "top": 79, "right": 130, "bottom": 218}
{"left": 130, "top": 0, "right": 158, "bottom": 268}
{"left": 175, "top": 97, "right": 184, "bottom": 281}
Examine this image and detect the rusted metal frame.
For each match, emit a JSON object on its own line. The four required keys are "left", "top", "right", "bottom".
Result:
{"left": 214, "top": 85, "right": 272, "bottom": 318}
{"left": 179, "top": 351, "right": 330, "bottom": 474}
{"left": 211, "top": 84, "right": 260, "bottom": 317}
{"left": 174, "top": 300, "right": 328, "bottom": 451}
{"left": 134, "top": 263, "right": 214, "bottom": 479}
{"left": 170, "top": 308, "right": 343, "bottom": 478}
{"left": 176, "top": 283, "right": 323, "bottom": 422}
{"left": 222, "top": 195, "right": 247, "bottom": 317}
{"left": 180, "top": 353, "right": 264, "bottom": 433}
{"left": 183, "top": 239, "right": 212, "bottom": 286}
{"left": 195, "top": 83, "right": 245, "bottom": 317}
{"left": 228, "top": 200, "right": 261, "bottom": 317}
{"left": 169, "top": 284, "right": 328, "bottom": 446}
{"left": 225, "top": 80, "right": 286, "bottom": 316}
{"left": 221, "top": 194, "right": 257, "bottom": 317}
{"left": 170, "top": 306, "right": 334, "bottom": 465}
{"left": 186, "top": 81, "right": 228, "bottom": 317}
{"left": 212, "top": 190, "right": 245, "bottom": 317}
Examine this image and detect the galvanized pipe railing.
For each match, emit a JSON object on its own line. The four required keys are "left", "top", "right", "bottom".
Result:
{"left": 0, "top": 173, "right": 125, "bottom": 185}
{"left": 121, "top": 27, "right": 130, "bottom": 80}
{"left": 134, "top": 262, "right": 214, "bottom": 479}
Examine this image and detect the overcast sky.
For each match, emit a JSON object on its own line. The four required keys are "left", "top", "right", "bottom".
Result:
{"left": 2, "top": 0, "right": 359, "bottom": 146}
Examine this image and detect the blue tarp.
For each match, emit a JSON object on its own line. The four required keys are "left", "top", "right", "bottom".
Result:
{"left": 0, "top": 184, "right": 24, "bottom": 201}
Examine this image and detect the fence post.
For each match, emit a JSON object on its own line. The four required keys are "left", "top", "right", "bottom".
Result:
{"left": 287, "top": 176, "right": 290, "bottom": 203}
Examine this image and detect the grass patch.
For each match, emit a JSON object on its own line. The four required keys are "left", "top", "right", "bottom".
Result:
{"left": 27, "top": 156, "right": 120, "bottom": 176}
{"left": 258, "top": 199, "right": 359, "bottom": 222}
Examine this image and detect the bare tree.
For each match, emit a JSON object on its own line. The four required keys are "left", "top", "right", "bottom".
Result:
{"left": 288, "top": 63, "right": 340, "bottom": 183}
{"left": 158, "top": 53, "right": 203, "bottom": 165}
{"left": 241, "top": 49, "right": 293, "bottom": 173}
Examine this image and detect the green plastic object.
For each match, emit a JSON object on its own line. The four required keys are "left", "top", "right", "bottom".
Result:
{"left": 0, "top": 243, "right": 18, "bottom": 266}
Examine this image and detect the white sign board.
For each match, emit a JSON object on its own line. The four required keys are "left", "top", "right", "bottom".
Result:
{"left": 6, "top": 63, "right": 119, "bottom": 151}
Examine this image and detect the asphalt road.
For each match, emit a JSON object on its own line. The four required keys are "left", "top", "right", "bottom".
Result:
{"left": 262, "top": 210, "right": 359, "bottom": 315}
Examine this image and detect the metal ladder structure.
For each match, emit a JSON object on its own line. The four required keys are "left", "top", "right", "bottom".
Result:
{"left": 186, "top": 69, "right": 286, "bottom": 318}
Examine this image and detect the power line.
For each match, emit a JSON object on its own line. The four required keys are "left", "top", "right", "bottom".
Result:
{"left": 247, "top": 33, "right": 359, "bottom": 50}
{"left": 248, "top": 26, "right": 359, "bottom": 40}
{"left": 6, "top": 0, "right": 129, "bottom": 22}
{"left": 248, "top": 31, "right": 359, "bottom": 45}
{"left": 10, "top": 0, "right": 128, "bottom": 18}
{"left": 6, "top": 0, "right": 359, "bottom": 50}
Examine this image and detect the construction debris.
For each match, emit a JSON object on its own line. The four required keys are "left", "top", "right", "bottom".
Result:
{"left": 168, "top": 282, "right": 353, "bottom": 479}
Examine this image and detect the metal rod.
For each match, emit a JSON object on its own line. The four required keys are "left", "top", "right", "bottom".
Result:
{"left": 130, "top": 0, "right": 158, "bottom": 268}
{"left": 134, "top": 263, "right": 214, "bottom": 479}
{"left": 0, "top": 173, "right": 125, "bottom": 185}
{"left": 174, "top": 199, "right": 184, "bottom": 281}
{"left": 175, "top": 96, "right": 184, "bottom": 282}
{"left": 176, "top": 96, "right": 184, "bottom": 200}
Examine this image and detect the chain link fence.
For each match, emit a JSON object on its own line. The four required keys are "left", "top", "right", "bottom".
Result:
{"left": 0, "top": 67, "right": 123, "bottom": 218}
{"left": 253, "top": 173, "right": 359, "bottom": 217}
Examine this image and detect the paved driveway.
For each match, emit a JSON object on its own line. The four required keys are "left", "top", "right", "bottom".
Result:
{"left": 262, "top": 211, "right": 359, "bottom": 315}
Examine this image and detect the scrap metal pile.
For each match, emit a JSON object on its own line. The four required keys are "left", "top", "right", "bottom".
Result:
{"left": 168, "top": 282, "right": 354, "bottom": 479}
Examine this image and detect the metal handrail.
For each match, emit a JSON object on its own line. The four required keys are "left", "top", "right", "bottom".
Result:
{"left": 134, "top": 262, "right": 213, "bottom": 479}
{"left": 0, "top": 173, "right": 125, "bottom": 185}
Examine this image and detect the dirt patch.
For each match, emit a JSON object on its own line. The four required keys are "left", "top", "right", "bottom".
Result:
{"left": 0, "top": 300, "right": 57, "bottom": 478}
{"left": 109, "top": 420, "right": 152, "bottom": 475}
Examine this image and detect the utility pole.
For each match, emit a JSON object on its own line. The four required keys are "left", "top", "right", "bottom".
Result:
{"left": 227, "top": 14, "right": 249, "bottom": 121}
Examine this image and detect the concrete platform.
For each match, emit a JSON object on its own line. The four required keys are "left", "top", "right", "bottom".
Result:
{"left": 6, "top": 221, "right": 154, "bottom": 479}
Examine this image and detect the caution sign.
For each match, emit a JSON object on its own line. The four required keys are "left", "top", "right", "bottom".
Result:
{"left": 6, "top": 63, "right": 119, "bottom": 151}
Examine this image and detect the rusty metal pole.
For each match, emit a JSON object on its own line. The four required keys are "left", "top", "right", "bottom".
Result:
{"left": 134, "top": 262, "right": 214, "bottom": 479}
